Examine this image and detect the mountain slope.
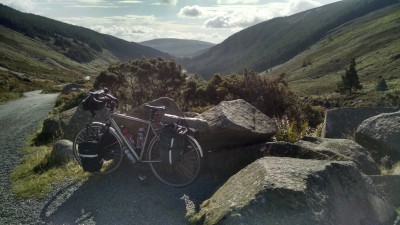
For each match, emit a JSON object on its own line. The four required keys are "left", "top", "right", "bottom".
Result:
{"left": 0, "top": 4, "right": 169, "bottom": 66}
{"left": 182, "top": 0, "right": 399, "bottom": 79}
{"left": 265, "top": 3, "right": 400, "bottom": 100}
{"left": 140, "top": 38, "right": 214, "bottom": 58}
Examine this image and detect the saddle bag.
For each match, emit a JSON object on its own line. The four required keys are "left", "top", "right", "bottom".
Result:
{"left": 78, "top": 141, "right": 103, "bottom": 172}
{"left": 159, "top": 123, "right": 187, "bottom": 165}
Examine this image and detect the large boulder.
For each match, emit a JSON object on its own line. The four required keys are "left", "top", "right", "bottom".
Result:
{"left": 197, "top": 157, "right": 396, "bottom": 225}
{"left": 355, "top": 110, "right": 400, "bottom": 157}
{"left": 322, "top": 107, "right": 398, "bottom": 139}
{"left": 198, "top": 99, "right": 276, "bottom": 149}
{"left": 369, "top": 175, "right": 400, "bottom": 207}
{"left": 63, "top": 104, "right": 107, "bottom": 141}
{"left": 296, "top": 137, "right": 380, "bottom": 175}
{"left": 127, "top": 97, "right": 184, "bottom": 119}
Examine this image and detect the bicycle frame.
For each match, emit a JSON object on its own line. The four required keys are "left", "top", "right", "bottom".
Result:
{"left": 108, "top": 113, "right": 161, "bottom": 163}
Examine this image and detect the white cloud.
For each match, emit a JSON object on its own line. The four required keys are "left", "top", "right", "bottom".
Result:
{"left": 161, "top": 0, "right": 177, "bottom": 5}
{"left": 0, "top": 0, "right": 35, "bottom": 12}
{"left": 217, "top": 0, "right": 259, "bottom": 4}
{"left": 285, "top": 0, "right": 321, "bottom": 15}
{"left": 118, "top": 0, "right": 142, "bottom": 4}
{"left": 178, "top": 5, "right": 203, "bottom": 18}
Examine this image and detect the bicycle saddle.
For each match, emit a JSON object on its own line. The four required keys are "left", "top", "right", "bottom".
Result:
{"left": 145, "top": 104, "right": 165, "bottom": 111}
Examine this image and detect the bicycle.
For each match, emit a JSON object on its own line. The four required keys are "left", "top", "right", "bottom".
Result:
{"left": 72, "top": 89, "right": 204, "bottom": 187}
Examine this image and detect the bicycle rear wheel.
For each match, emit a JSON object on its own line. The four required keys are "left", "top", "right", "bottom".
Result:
{"left": 147, "top": 135, "right": 203, "bottom": 187}
{"left": 73, "top": 123, "right": 123, "bottom": 174}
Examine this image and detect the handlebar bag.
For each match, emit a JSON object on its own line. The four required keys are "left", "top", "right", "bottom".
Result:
{"left": 159, "top": 123, "right": 186, "bottom": 165}
{"left": 82, "top": 93, "right": 106, "bottom": 111}
{"left": 78, "top": 141, "right": 103, "bottom": 172}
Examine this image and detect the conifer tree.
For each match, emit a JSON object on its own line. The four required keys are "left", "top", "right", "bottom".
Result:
{"left": 337, "top": 58, "right": 363, "bottom": 94}
{"left": 376, "top": 78, "right": 388, "bottom": 91}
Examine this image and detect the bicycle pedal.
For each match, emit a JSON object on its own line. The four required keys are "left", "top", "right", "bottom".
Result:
{"left": 138, "top": 174, "right": 147, "bottom": 181}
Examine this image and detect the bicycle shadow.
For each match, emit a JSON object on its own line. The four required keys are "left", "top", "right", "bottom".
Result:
{"left": 41, "top": 161, "right": 221, "bottom": 225}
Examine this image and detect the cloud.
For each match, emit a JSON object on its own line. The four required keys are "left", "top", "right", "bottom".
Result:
{"left": 118, "top": 0, "right": 142, "bottom": 4}
{"left": 204, "top": 0, "right": 324, "bottom": 29}
{"left": 178, "top": 5, "right": 203, "bottom": 18}
{"left": 0, "top": 0, "right": 35, "bottom": 12}
{"left": 161, "top": 0, "right": 177, "bottom": 5}
{"left": 216, "top": 0, "right": 259, "bottom": 4}
{"left": 285, "top": 0, "right": 321, "bottom": 15}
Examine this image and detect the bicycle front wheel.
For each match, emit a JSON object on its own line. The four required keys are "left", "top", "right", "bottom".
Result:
{"left": 147, "top": 135, "right": 203, "bottom": 187}
{"left": 73, "top": 123, "right": 123, "bottom": 174}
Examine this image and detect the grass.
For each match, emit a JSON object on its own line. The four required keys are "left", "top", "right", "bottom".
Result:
{"left": 11, "top": 130, "right": 89, "bottom": 199}
{"left": 266, "top": 5, "right": 400, "bottom": 107}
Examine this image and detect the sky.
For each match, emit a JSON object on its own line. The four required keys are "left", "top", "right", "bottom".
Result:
{"left": 1, "top": 0, "right": 341, "bottom": 44}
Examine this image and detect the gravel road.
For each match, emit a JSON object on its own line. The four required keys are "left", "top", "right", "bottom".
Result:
{"left": 0, "top": 91, "right": 220, "bottom": 225}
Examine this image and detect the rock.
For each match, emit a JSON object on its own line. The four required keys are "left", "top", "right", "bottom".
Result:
{"left": 198, "top": 157, "right": 396, "bottom": 225}
{"left": 127, "top": 97, "right": 184, "bottom": 119}
{"left": 355, "top": 110, "right": 400, "bottom": 157}
{"left": 296, "top": 137, "right": 380, "bottom": 175}
{"left": 161, "top": 114, "right": 209, "bottom": 131}
{"left": 63, "top": 104, "right": 107, "bottom": 141}
{"left": 198, "top": 99, "right": 276, "bottom": 149}
{"left": 41, "top": 116, "right": 63, "bottom": 140}
{"left": 51, "top": 139, "right": 73, "bottom": 162}
{"left": 61, "top": 83, "right": 86, "bottom": 94}
{"left": 322, "top": 107, "right": 398, "bottom": 139}
{"left": 369, "top": 175, "right": 400, "bottom": 207}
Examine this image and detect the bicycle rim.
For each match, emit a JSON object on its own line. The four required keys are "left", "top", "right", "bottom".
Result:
{"left": 147, "top": 135, "right": 203, "bottom": 187}
{"left": 73, "top": 123, "right": 123, "bottom": 174}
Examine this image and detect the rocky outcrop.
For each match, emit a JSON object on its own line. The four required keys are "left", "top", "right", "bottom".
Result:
{"left": 197, "top": 157, "right": 396, "bottom": 225}
{"left": 198, "top": 99, "right": 276, "bottom": 149}
{"left": 297, "top": 137, "right": 380, "bottom": 175}
{"left": 61, "top": 83, "right": 86, "bottom": 94}
{"left": 322, "top": 107, "right": 398, "bottom": 139}
{"left": 264, "top": 137, "right": 380, "bottom": 175}
{"left": 355, "top": 110, "right": 400, "bottom": 157}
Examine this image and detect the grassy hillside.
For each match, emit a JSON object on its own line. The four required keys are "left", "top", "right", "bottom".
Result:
{"left": 140, "top": 38, "right": 214, "bottom": 58}
{"left": 182, "top": 0, "right": 399, "bottom": 79}
{"left": 0, "top": 4, "right": 169, "bottom": 64}
{"left": 265, "top": 4, "right": 400, "bottom": 107}
{"left": 0, "top": 4, "right": 170, "bottom": 102}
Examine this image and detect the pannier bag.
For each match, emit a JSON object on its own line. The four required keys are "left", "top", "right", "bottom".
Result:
{"left": 159, "top": 123, "right": 187, "bottom": 165}
{"left": 78, "top": 141, "right": 103, "bottom": 172}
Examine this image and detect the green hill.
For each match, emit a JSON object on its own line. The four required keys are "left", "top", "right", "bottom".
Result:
{"left": 182, "top": 0, "right": 399, "bottom": 79}
{"left": 140, "top": 38, "right": 214, "bottom": 58}
{"left": 265, "top": 3, "right": 400, "bottom": 106}
{"left": 0, "top": 4, "right": 170, "bottom": 81}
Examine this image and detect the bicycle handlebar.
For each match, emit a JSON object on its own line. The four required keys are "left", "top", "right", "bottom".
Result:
{"left": 91, "top": 88, "right": 119, "bottom": 110}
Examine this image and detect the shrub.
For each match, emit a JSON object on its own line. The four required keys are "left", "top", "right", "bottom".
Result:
{"left": 376, "top": 78, "right": 388, "bottom": 91}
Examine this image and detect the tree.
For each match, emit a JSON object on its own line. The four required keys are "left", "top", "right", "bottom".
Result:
{"left": 337, "top": 58, "right": 363, "bottom": 94}
{"left": 376, "top": 78, "right": 388, "bottom": 91}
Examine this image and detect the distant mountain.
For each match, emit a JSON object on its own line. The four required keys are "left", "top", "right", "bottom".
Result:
{"left": 140, "top": 38, "right": 214, "bottom": 58}
{"left": 182, "top": 0, "right": 399, "bottom": 79}
{"left": 0, "top": 4, "right": 171, "bottom": 78}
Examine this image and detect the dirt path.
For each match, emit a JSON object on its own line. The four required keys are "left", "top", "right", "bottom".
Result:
{"left": 0, "top": 90, "right": 58, "bottom": 224}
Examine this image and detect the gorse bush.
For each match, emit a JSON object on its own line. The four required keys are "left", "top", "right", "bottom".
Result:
{"left": 94, "top": 57, "right": 186, "bottom": 111}
{"left": 94, "top": 57, "right": 324, "bottom": 128}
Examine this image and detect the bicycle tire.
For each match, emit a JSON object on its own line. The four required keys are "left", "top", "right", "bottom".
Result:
{"left": 73, "top": 122, "right": 123, "bottom": 174}
{"left": 147, "top": 134, "right": 204, "bottom": 187}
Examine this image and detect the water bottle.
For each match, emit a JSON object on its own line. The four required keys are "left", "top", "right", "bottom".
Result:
{"left": 136, "top": 128, "right": 145, "bottom": 149}
{"left": 124, "top": 148, "right": 136, "bottom": 164}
